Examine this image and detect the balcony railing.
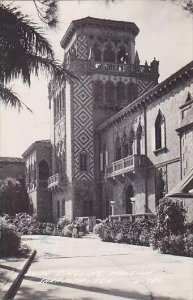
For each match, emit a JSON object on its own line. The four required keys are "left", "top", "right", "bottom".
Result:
{"left": 91, "top": 61, "right": 152, "bottom": 75}
{"left": 105, "top": 155, "right": 147, "bottom": 179}
{"left": 37, "top": 180, "right": 48, "bottom": 189}
{"left": 65, "top": 60, "right": 158, "bottom": 77}
{"left": 48, "top": 173, "right": 65, "bottom": 190}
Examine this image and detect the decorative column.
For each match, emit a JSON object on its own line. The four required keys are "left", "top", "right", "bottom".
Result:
{"left": 110, "top": 200, "right": 115, "bottom": 215}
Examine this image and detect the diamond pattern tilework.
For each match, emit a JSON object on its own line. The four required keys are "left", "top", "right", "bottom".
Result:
{"left": 137, "top": 79, "right": 155, "bottom": 97}
{"left": 77, "top": 35, "right": 88, "bottom": 60}
{"left": 73, "top": 75, "right": 94, "bottom": 181}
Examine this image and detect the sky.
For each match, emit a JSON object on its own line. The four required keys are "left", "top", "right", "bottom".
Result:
{"left": 0, "top": 0, "right": 193, "bottom": 158}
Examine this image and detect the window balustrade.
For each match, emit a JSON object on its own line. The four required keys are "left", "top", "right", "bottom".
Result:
{"left": 48, "top": 173, "right": 65, "bottom": 190}
{"left": 105, "top": 154, "right": 147, "bottom": 179}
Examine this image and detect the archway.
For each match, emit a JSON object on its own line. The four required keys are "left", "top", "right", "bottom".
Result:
{"left": 38, "top": 160, "right": 49, "bottom": 180}
{"left": 125, "top": 184, "right": 134, "bottom": 214}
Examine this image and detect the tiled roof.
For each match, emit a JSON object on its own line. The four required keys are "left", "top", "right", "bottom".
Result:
{"left": 22, "top": 139, "right": 51, "bottom": 158}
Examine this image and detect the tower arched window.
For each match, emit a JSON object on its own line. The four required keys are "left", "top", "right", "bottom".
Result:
{"left": 93, "top": 81, "right": 104, "bottom": 104}
{"left": 105, "top": 81, "right": 115, "bottom": 106}
{"left": 127, "top": 82, "right": 138, "bottom": 103}
{"left": 93, "top": 42, "right": 102, "bottom": 61}
{"left": 117, "top": 46, "right": 129, "bottom": 64}
{"left": 128, "top": 128, "right": 134, "bottom": 156}
{"left": 39, "top": 160, "right": 49, "bottom": 180}
{"left": 122, "top": 132, "right": 128, "bottom": 158}
{"left": 155, "top": 111, "right": 166, "bottom": 150}
{"left": 136, "top": 123, "right": 142, "bottom": 155}
{"left": 79, "top": 152, "right": 88, "bottom": 171}
{"left": 116, "top": 81, "right": 126, "bottom": 105}
{"left": 115, "top": 135, "right": 121, "bottom": 161}
{"left": 103, "top": 44, "right": 115, "bottom": 63}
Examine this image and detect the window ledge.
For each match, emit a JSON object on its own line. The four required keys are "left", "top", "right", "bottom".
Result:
{"left": 153, "top": 147, "right": 167, "bottom": 155}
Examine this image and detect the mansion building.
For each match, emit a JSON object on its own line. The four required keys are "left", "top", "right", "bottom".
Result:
{"left": 22, "top": 17, "right": 193, "bottom": 223}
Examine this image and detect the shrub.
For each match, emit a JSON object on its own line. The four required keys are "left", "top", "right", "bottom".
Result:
{"left": 156, "top": 234, "right": 185, "bottom": 255}
{"left": 93, "top": 223, "right": 104, "bottom": 236}
{"left": 2, "top": 213, "right": 56, "bottom": 235}
{"left": 0, "top": 217, "right": 21, "bottom": 257}
{"left": 151, "top": 198, "right": 193, "bottom": 257}
{"left": 155, "top": 198, "right": 186, "bottom": 237}
{"left": 152, "top": 198, "right": 186, "bottom": 251}
{"left": 184, "top": 234, "right": 193, "bottom": 257}
{"left": 62, "top": 224, "right": 73, "bottom": 237}
{"left": 185, "top": 221, "right": 193, "bottom": 234}
{"left": 98, "top": 218, "right": 156, "bottom": 246}
{"left": 57, "top": 217, "right": 70, "bottom": 235}
{"left": 0, "top": 177, "right": 29, "bottom": 215}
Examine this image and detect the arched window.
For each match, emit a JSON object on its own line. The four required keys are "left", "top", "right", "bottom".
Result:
{"left": 116, "top": 81, "right": 126, "bottom": 104}
{"left": 93, "top": 42, "right": 102, "bottom": 61}
{"left": 155, "top": 111, "right": 166, "bottom": 150}
{"left": 93, "top": 81, "right": 104, "bottom": 104}
{"left": 122, "top": 132, "right": 128, "bottom": 158}
{"left": 117, "top": 46, "right": 129, "bottom": 64}
{"left": 136, "top": 123, "right": 142, "bottom": 155}
{"left": 39, "top": 160, "right": 49, "bottom": 180}
{"left": 103, "top": 145, "right": 108, "bottom": 168}
{"left": 115, "top": 135, "right": 121, "bottom": 161}
{"left": 127, "top": 82, "right": 138, "bottom": 103}
{"left": 79, "top": 152, "right": 88, "bottom": 171}
{"left": 103, "top": 44, "right": 115, "bottom": 63}
{"left": 105, "top": 81, "right": 115, "bottom": 106}
{"left": 128, "top": 128, "right": 134, "bottom": 156}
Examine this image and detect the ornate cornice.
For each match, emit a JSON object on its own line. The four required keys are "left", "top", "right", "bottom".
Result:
{"left": 61, "top": 17, "right": 139, "bottom": 49}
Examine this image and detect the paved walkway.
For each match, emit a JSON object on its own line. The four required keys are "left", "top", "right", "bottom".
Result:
{"left": 14, "top": 235, "right": 193, "bottom": 300}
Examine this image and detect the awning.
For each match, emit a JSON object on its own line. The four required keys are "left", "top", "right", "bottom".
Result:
{"left": 166, "top": 167, "right": 193, "bottom": 198}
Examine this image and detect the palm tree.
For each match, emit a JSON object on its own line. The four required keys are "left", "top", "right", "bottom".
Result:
{"left": 0, "top": 3, "right": 71, "bottom": 111}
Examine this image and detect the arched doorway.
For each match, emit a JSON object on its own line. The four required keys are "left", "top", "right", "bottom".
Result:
{"left": 38, "top": 160, "right": 49, "bottom": 180}
{"left": 125, "top": 184, "right": 134, "bottom": 214}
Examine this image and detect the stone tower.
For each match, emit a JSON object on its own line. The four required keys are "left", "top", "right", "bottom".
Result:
{"left": 48, "top": 17, "right": 159, "bottom": 221}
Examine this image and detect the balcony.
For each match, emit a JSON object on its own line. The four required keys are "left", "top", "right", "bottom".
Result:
{"left": 48, "top": 173, "right": 65, "bottom": 190}
{"left": 65, "top": 60, "right": 158, "bottom": 78}
{"left": 105, "top": 155, "right": 147, "bottom": 180}
{"left": 37, "top": 180, "right": 48, "bottom": 189}
{"left": 91, "top": 61, "right": 154, "bottom": 76}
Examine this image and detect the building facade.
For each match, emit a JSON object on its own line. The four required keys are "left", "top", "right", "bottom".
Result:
{"left": 98, "top": 62, "right": 193, "bottom": 221}
{"left": 47, "top": 17, "right": 159, "bottom": 222}
{"left": 22, "top": 140, "right": 52, "bottom": 221}
{"left": 23, "top": 17, "right": 193, "bottom": 222}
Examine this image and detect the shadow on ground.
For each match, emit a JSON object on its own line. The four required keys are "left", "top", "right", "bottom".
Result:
{"left": 14, "top": 273, "right": 187, "bottom": 300}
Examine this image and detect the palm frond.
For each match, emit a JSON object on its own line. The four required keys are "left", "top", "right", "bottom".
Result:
{"left": 33, "top": 0, "right": 59, "bottom": 28}
{"left": 0, "top": 4, "right": 54, "bottom": 59}
{"left": 26, "top": 53, "right": 78, "bottom": 80}
{"left": 0, "top": 83, "right": 32, "bottom": 112}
